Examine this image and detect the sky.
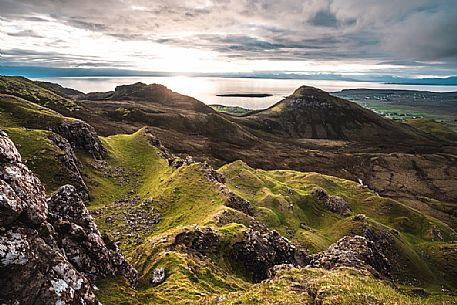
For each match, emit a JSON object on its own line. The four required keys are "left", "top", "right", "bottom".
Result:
{"left": 1, "top": 0, "right": 457, "bottom": 78}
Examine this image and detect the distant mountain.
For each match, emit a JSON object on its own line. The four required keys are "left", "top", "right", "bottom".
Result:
{"left": 234, "top": 85, "right": 432, "bottom": 143}
{"left": 385, "top": 76, "right": 457, "bottom": 86}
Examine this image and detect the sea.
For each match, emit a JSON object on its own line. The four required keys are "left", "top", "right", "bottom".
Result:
{"left": 34, "top": 76, "right": 457, "bottom": 110}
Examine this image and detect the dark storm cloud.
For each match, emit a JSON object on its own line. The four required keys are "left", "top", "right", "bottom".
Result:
{"left": 0, "top": 0, "right": 456, "bottom": 75}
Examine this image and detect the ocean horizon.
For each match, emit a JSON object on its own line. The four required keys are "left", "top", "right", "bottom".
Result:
{"left": 34, "top": 76, "right": 457, "bottom": 110}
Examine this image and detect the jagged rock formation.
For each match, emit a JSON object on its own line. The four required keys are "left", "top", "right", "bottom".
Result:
{"left": 0, "top": 129, "right": 135, "bottom": 304}
{"left": 311, "top": 188, "right": 351, "bottom": 216}
{"left": 231, "top": 228, "right": 310, "bottom": 282}
{"left": 310, "top": 235, "right": 391, "bottom": 278}
{"left": 48, "top": 185, "right": 138, "bottom": 284}
{"left": 0, "top": 130, "right": 48, "bottom": 226}
{"left": 52, "top": 120, "right": 107, "bottom": 160}
{"left": 49, "top": 133, "right": 90, "bottom": 200}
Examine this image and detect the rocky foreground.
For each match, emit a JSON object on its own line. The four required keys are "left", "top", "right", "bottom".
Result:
{"left": 0, "top": 129, "right": 135, "bottom": 304}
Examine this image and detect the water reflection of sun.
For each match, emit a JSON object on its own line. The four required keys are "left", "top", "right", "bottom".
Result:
{"left": 161, "top": 76, "right": 216, "bottom": 100}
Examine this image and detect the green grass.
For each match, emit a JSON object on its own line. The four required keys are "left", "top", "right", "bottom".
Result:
{"left": 72, "top": 130, "right": 456, "bottom": 303}
{"left": 0, "top": 94, "right": 69, "bottom": 130}
{"left": 202, "top": 267, "right": 457, "bottom": 305}
{"left": 97, "top": 250, "right": 248, "bottom": 305}
{"left": 0, "top": 76, "right": 80, "bottom": 112}
{"left": 405, "top": 119, "right": 457, "bottom": 142}
{"left": 209, "top": 105, "right": 252, "bottom": 115}
{"left": 3, "top": 127, "right": 76, "bottom": 193}
{"left": 84, "top": 129, "right": 230, "bottom": 256}
{"left": 83, "top": 129, "right": 171, "bottom": 208}
{"left": 218, "top": 160, "right": 457, "bottom": 289}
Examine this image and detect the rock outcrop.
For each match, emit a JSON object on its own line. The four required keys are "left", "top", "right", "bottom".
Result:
{"left": 0, "top": 130, "right": 48, "bottom": 226}
{"left": 173, "top": 226, "right": 309, "bottom": 282}
{"left": 231, "top": 228, "right": 309, "bottom": 281}
{"left": 310, "top": 235, "right": 390, "bottom": 277}
{"left": 49, "top": 133, "right": 90, "bottom": 200}
{"left": 312, "top": 188, "right": 351, "bottom": 216}
{"left": 48, "top": 185, "right": 138, "bottom": 285}
{"left": 0, "top": 226, "right": 99, "bottom": 304}
{"left": 52, "top": 120, "right": 107, "bottom": 160}
{"left": 0, "top": 129, "right": 135, "bottom": 304}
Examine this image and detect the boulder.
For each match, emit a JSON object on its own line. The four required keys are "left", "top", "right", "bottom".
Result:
{"left": 150, "top": 267, "right": 166, "bottom": 285}
{"left": 312, "top": 188, "right": 351, "bottom": 215}
{"left": 231, "top": 229, "right": 309, "bottom": 282}
{"left": 174, "top": 226, "right": 221, "bottom": 255}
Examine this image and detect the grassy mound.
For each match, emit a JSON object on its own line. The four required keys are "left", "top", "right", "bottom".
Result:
{"left": 0, "top": 76, "right": 81, "bottom": 112}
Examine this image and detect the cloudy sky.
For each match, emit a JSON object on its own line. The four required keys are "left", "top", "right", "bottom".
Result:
{"left": 1, "top": 0, "right": 457, "bottom": 78}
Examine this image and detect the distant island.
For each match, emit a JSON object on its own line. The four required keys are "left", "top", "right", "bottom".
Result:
{"left": 216, "top": 93, "right": 273, "bottom": 98}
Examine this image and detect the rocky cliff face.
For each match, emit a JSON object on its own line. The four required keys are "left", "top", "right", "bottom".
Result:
{"left": 52, "top": 120, "right": 107, "bottom": 160}
{"left": 0, "top": 129, "right": 136, "bottom": 304}
{"left": 49, "top": 133, "right": 90, "bottom": 200}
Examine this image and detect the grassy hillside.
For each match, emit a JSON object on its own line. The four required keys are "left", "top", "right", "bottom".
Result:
{"left": 219, "top": 161, "right": 456, "bottom": 288}
{"left": 68, "top": 128, "right": 457, "bottom": 303}
{"left": 0, "top": 93, "right": 72, "bottom": 129}
{"left": 0, "top": 76, "right": 81, "bottom": 112}
{"left": 405, "top": 119, "right": 457, "bottom": 142}
{"left": 202, "top": 266, "right": 456, "bottom": 305}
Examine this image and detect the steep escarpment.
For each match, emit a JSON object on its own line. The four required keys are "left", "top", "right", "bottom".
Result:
{"left": 0, "top": 130, "right": 136, "bottom": 304}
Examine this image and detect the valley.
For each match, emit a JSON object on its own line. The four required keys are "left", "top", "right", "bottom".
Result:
{"left": 1, "top": 76, "right": 457, "bottom": 304}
